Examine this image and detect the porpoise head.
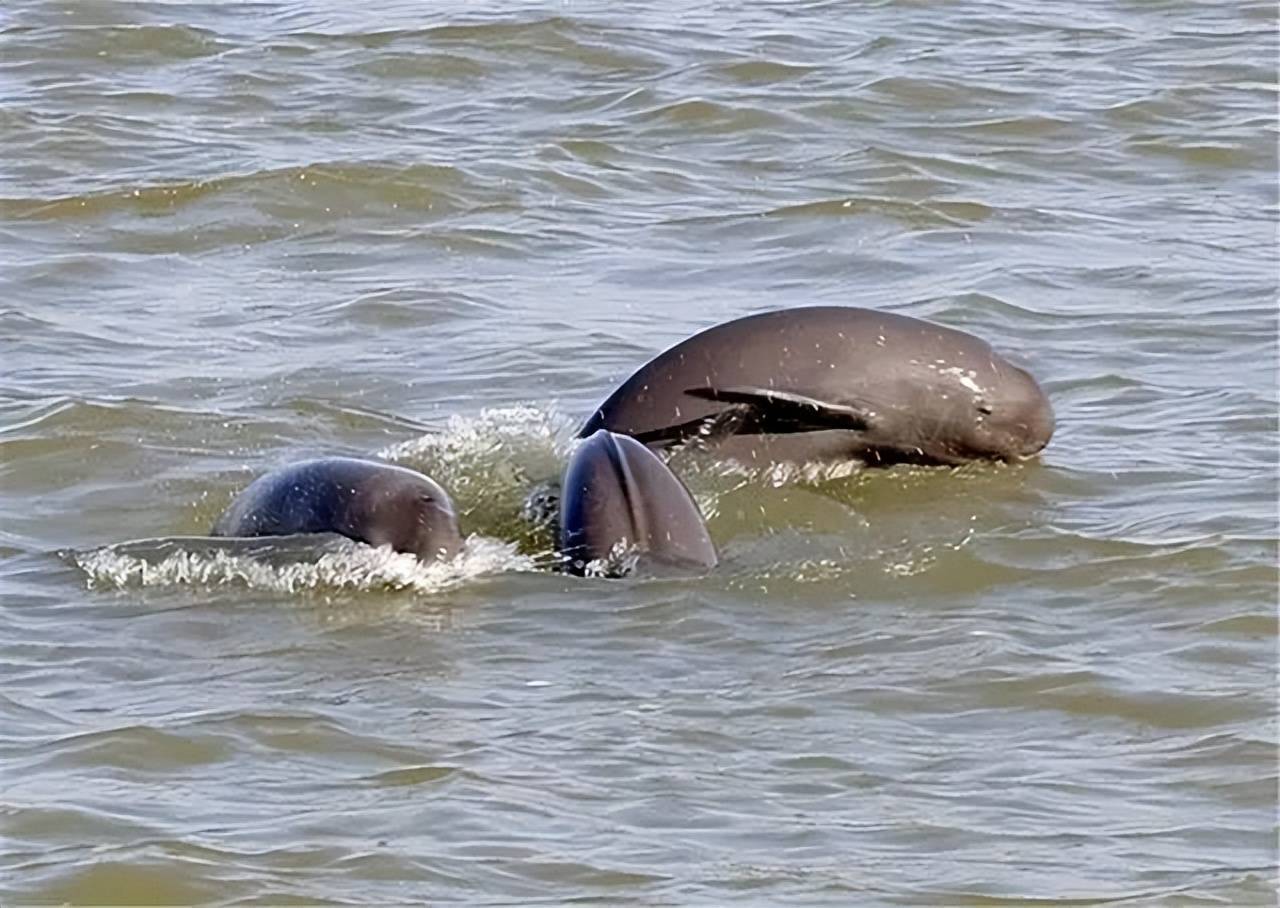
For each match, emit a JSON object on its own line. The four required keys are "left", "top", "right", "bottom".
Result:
{"left": 964, "top": 361, "right": 1056, "bottom": 462}
{"left": 348, "top": 469, "right": 464, "bottom": 563}
{"left": 559, "top": 430, "right": 717, "bottom": 576}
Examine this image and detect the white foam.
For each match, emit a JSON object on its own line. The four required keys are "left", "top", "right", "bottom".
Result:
{"left": 568, "top": 539, "right": 640, "bottom": 578}
{"left": 378, "top": 405, "right": 577, "bottom": 532}
{"left": 681, "top": 454, "right": 866, "bottom": 497}
{"left": 379, "top": 404, "right": 574, "bottom": 474}
{"left": 75, "top": 535, "right": 537, "bottom": 595}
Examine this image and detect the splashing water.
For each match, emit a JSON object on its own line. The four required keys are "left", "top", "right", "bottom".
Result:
{"left": 379, "top": 405, "right": 577, "bottom": 549}
{"left": 73, "top": 534, "right": 540, "bottom": 595}
{"left": 565, "top": 539, "right": 641, "bottom": 579}
{"left": 380, "top": 404, "right": 575, "bottom": 483}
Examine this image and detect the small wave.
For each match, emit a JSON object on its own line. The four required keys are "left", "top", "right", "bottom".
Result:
{"left": 1126, "top": 136, "right": 1264, "bottom": 170}
{"left": 912, "top": 292, "right": 1072, "bottom": 327}
{"left": 762, "top": 195, "right": 988, "bottom": 228}
{"left": 715, "top": 59, "right": 819, "bottom": 84}
{"left": 73, "top": 535, "right": 536, "bottom": 594}
{"left": 629, "top": 97, "right": 794, "bottom": 133}
{"left": 0, "top": 161, "right": 496, "bottom": 223}
{"left": 354, "top": 51, "right": 489, "bottom": 82}
{"left": 656, "top": 194, "right": 1006, "bottom": 232}
{"left": 862, "top": 74, "right": 1034, "bottom": 107}
{"left": 4, "top": 23, "right": 228, "bottom": 63}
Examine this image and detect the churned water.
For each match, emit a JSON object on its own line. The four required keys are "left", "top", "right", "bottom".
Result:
{"left": 1, "top": 1, "right": 1276, "bottom": 904}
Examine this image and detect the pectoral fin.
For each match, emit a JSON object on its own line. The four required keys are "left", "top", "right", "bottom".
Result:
{"left": 684, "top": 386, "right": 871, "bottom": 433}
{"left": 631, "top": 405, "right": 751, "bottom": 448}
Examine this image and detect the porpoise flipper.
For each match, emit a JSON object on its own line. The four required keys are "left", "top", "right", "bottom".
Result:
{"left": 631, "top": 405, "right": 752, "bottom": 448}
{"left": 683, "top": 386, "right": 872, "bottom": 434}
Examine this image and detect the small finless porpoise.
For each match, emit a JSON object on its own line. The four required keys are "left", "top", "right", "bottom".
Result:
{"left": 579, "top": 306, "right": 1054, "bottom": 467}
{"left": 212, "top": 457, "right": 463, "bottom": 562}
{"left": 559, "top": 430, "right": 716, "bottom": 576}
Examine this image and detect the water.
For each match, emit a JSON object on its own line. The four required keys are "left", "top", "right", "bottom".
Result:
{"left": 2, "top": 1, "right": 1276, "bottom": 903}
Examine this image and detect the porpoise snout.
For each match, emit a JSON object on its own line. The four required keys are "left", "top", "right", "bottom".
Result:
{"left": 1005, "top": 367, "right": 1055, "bottom": 459}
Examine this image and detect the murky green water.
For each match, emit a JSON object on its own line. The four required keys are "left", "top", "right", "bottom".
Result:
{"left": 2, "top": 1, "right": 1277, "bottom": 904}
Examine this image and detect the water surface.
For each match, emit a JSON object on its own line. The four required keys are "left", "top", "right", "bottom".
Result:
{"left": 2, "top": 1, "right": 1276, "bottom": 904}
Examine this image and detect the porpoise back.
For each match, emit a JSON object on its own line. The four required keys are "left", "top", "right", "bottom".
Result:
{"left": 213, "top": 457, "right": 462, "bottom": 563}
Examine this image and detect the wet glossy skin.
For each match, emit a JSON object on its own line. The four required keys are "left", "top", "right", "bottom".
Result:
{"left": 559, "top": 430, "right": 717, "bottom": 576}
{"left": 213, "top": 457, "right": 463, "bottom": 562}
{"left": 580, "top": 306, "right": 1055, "bottom": 466}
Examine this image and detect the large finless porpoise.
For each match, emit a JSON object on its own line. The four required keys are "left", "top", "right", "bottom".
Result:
{"left": 212, "top": 457, "right": 463, "bottom": 562}
{"left": 559, "top": 430, "right": 717, "bottom": 576}
{"left": 579, "top": 306, "right": 1054, "bottom": 466}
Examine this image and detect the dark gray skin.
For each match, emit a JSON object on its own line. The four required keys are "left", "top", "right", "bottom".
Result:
{"left": 212, "top": 457, "right": 463, "bottom": 563}
{"left": 560, "top": 430, "right": 717, "bottom": 576}
{"left": 579, "top": 306, "right": 1054, "bottom": 467}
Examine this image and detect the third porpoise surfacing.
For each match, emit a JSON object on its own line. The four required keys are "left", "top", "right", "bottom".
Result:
{"left": 212, "top": 457, "right": 463, "bottom": 562}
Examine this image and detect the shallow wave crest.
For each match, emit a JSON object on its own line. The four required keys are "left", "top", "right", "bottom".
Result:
{"left": 73, "top": 534, "right": 536, "bottom": 594}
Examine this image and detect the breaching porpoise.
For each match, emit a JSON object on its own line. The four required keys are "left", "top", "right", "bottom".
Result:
{"left": 579, "top": 306, "right": 1054, "bottom": 467}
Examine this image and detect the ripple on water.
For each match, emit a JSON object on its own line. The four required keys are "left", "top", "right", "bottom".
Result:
{"left": 0, "top": 161, "right": 512, "bottom": 223}
{"left": 0, "top": 0, "right": 1275, "bottom": 904}
{"left": 15, "top": 860, "right": 233, "bottom": 908}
